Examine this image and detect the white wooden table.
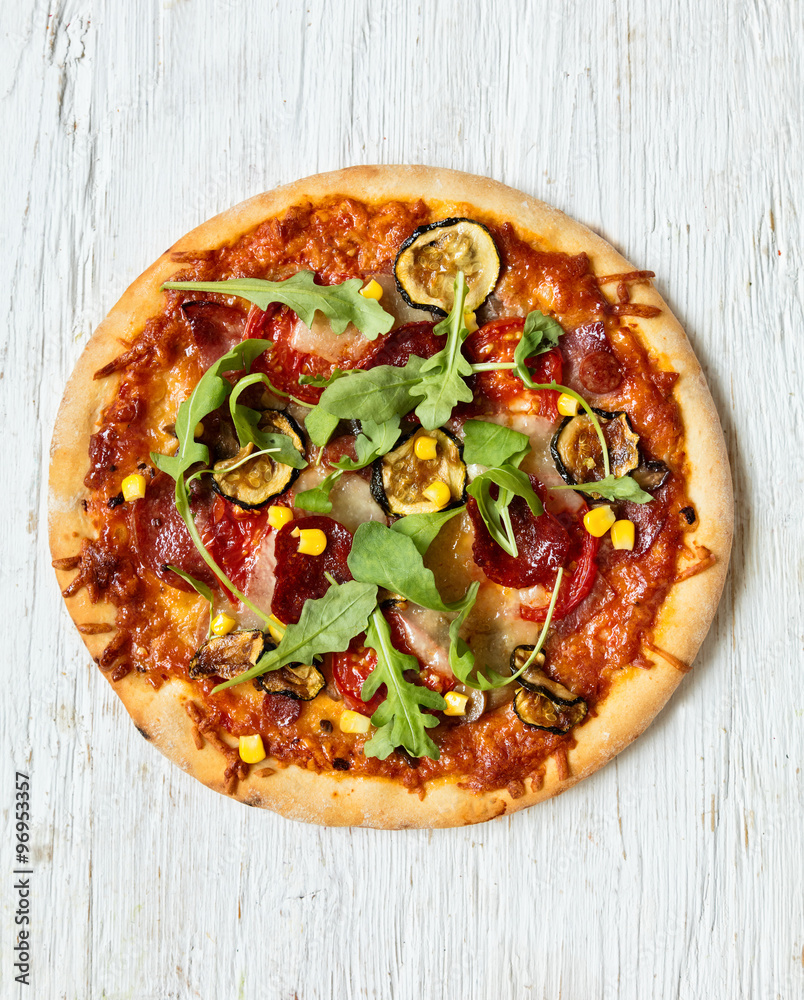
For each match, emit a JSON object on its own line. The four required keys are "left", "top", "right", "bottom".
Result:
{"left": 3, "top": 2, "right": 802, "bottom": 997}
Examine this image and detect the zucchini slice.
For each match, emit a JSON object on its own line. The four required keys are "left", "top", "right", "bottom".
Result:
{"left": 551, "top": 409, "right": 640, "bottom": 488}
{"left": 212, "top": 410, "right": 304, "bottom": 510}
{"left": 370, "top": 427, "right": 467, "bottom": 517}
{"left": 510, "top": 646, "right": 587, "bottom": 734}
{"left": 254, "top": 662, "right": 325, "bottom": 701}
{"left": 189, "top": 629, "right": 267, "bottom": 680}
{"left": 394, "top": 218, "right": 501, "bottom": 315}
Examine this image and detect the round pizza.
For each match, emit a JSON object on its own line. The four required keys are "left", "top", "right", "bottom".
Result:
{"left": 49, "top": 167, "right": 732, "bottom": 828}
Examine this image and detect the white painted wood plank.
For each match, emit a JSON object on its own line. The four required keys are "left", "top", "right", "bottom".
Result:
{"left": 2, "top": 0, "right": 803, "bottom": 997}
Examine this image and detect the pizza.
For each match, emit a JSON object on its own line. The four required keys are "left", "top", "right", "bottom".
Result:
{"left": 49, "top": 166, "right": 732, "bottom": 828}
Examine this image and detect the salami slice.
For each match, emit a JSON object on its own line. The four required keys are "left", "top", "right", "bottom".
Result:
{"left": 365, "top": 321, "right": 441, "bottom": 368}
{"left": 271, "top": 515, "right": 354, "bottom": 624}
{"left": 467, "top": 489, "right": 570, "bottom": 589}
{"left": 519, "top": 503, "right": 599, "bottom": 622}
{"left": 560, "top": 321, "right": 622, "bottom": 396}
{"left": 182, "top": 301, "right": 247, "bottom": 370}
{"left": 614, "top": 484, "right": 671, "bottom": 558}
{"left": 131, "top": 472, "right": 217, "bottom": 591}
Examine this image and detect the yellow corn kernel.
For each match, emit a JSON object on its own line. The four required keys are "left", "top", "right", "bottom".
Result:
{"left": 464, "top": 311, "right": 478, "bottom": 334}
{"left": 210, "top": 613, "right": 237, "bottom": 636}
{"left": 583, "top": 505, "right": 616, "bottom": 537}
{"left": 610, "top": 518, "right": 635, "bottom": 551}
{"left": 268, "top": 505, "right": 294, "bottom": 530}
{"left": 121, "top": 474, "right": 147, "bottom": 501}
{"left": 266, "top": 615, "right": 286, "bottom": 644}
{"left": 340, "top": 709, "right": 371, "bottom": 734}
{"left": 422, "top": 480, "right": 452, "bottom": 509}
{"left": 414, "top": 435, "right": 438, "bottom": 460}
{"left": 443, "top": 691, "right": 469, "bottom": 716}
{"left": 557, "top": 393, "right": 580, "bottom": 417}
{"left": 238, "top": 734, "right": 266, "bottom": 764}
{"left": 360, "top": 278, "right": 383, "bottom": 300}
{"left": 194, "top": 422, "right": 205, "bottom": 438}
{"left": 292, "top": 527, "right": 328, "bottom": 556}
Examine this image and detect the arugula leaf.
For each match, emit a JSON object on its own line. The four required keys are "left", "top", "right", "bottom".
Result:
{"left": 293, "top": 470, "right": 343, "bottom": 513}
{"left": 466, "top": 466, "right": 544, "bottom": 557}
{"left": 163, "top": 271, "right": 394, "bottom": 340}
{"left": 553, "top": 474, "right": 653, "bottom": 504}
{"left": 304, "top": 406, "right": 341, "bottom": 447}
{"left": 227, "top": 374, "right": 307, "bottom": 469}
{"left": 410, "top": 272, "right": 474, "bottom": 428}
{"left": 150, "top": 338, "right": 278, "bottom": 624}
{"left": 348, "top": 521, "right": 466, "bottom": 613}
{"left": 462, "top": 420, "right": 530, "bottom": 469}
{"left": 333, "top": 416, "right": 401, "bottom": 471}
{"left": 314, "top": 356, "right": 427, "bottom": 423}
{"left": 151, "top": 338, "right": 274, "bottom": 482}
{"left": 512, "top": 310, "right": 565, "bottom": 385}
{"left": 212, "top": 580, "right": 378, "bottom": 692}
{"left": 362, "top": 608, "right": 445, "bottom": 760}
{"left": 389, "top": 507, "right": 463, "bottom": 557}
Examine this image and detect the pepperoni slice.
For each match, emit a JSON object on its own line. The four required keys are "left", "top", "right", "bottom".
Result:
{"left": 467, "top": 486, "right": 570, "bottom": 589}
{"left": 464, "top": 318, "right": 563, "bottom": 419}
{"left": 131, "top": 472, "right": 218, "bottom": 592}
{"left": 610, "top": 484, "right": 670, "bottom": 558}
{"left": 182, "top": 301, "right": 247, "bottom": 370}
{"left": 520, "top": 504, "right": 599, "bottom": 622}
{"left": 365, "top": 321, "right": 441, "bottom": 368}
{"left": 560, "top": 321, "right": 622, "bottom": 398}
{"left": 271, "top": 515, "right": 353, "bottom": 624}
{"left": 579, "top": 351, "right": 622, "bottom": 393}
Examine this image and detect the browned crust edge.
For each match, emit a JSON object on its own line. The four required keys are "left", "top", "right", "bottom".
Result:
{"left": 49, "top": 165, "right": 733, "bottom": 828}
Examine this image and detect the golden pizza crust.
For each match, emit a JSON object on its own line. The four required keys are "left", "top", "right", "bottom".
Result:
{"left": 49, "top": 166, "right": 733, "bottom": 828}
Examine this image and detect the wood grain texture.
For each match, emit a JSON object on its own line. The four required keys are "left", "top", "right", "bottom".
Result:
{"left": 1, "top": 0, "right": 801, "bottom": 997}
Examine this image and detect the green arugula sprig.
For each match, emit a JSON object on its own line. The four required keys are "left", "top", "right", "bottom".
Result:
{"left": 513, "top": 310, "right": 565, "bottom": 380}
{"left": 553, "top": 474, "right": 652, "bottom": 504}
{"left": 293, "top": 469, "right": 343, "bottom": 513}
{"left": 466, "top": 466, "right": 543, "bottom": 558}
{"left": 309, "top": 355, "right": 428, "bottom": 425}
{"left": 228, "top": 374, "right": 306, "bottom": 469}
{"left": 347, "top": 522, "right": 473, "bottom": 615}
{"left": 446, "top": 582, "right": 512, "bottom": 690}
{"left": 361, "top": 608, "right": 446, "bottom": 760}
{"left": 151, "top": 339, "right": 280, "bottom": 623}
{"left": 409, "top": 271, "right": 474, "bottom": 427}
{"left": 462, "top": 419, "right": 531, "bottom": 469}
{"left": 388, "top": 507, "right": 463, "bottom": 556}
{"left": 333, "top": 416, "right": 402, "bottom": 472}
{"left": 308, "top": 272, "right": 474, "bottom": 435}
{"left": 163, "top": 271, "right": 394, "bottom": 339}
{"left": 212, "top": 580, "right": 379, "bottom": 693}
